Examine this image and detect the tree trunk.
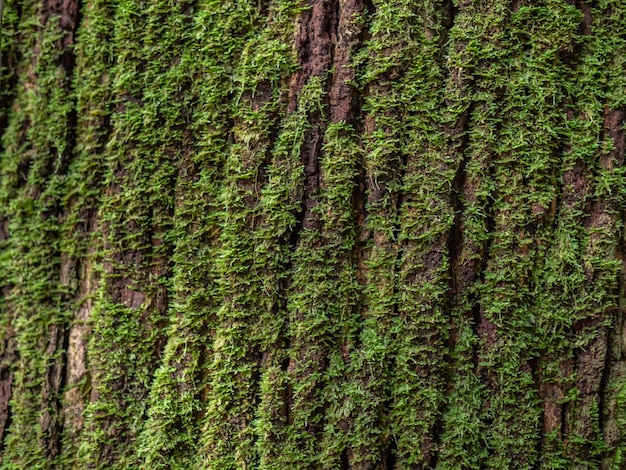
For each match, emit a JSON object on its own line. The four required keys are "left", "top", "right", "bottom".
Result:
{"left": 0, "top": 0, "right": 625, "bottom": 468}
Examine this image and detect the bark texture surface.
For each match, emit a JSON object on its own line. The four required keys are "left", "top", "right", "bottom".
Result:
{"left": 0, "top": 0, "right": 626, "bottom": 468}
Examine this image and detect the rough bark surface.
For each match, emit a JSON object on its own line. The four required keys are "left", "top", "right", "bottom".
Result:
{"left": 0, "top": 0, "right": 625, "bottom": 468}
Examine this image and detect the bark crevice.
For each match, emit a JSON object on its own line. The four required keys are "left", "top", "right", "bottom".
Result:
{"left": 0, "top": 333, "right": 16, "bottom": 455}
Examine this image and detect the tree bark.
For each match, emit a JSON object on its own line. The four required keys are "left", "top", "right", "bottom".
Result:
{"left": 0, "top": 0, "right": 625, "bottom": 468}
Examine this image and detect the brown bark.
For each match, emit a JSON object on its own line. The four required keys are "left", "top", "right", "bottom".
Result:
{"left": 0, "top": 0, "right": 625, "bottom": 468}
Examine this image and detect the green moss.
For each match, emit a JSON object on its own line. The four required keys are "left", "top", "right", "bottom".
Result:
{"left": 76, "top": 0, "right": 197, "bottom": 466}
{"left": 0, "top": 0, "right": 625, "bottom": 467}
{"left": 0, "top": 0, "right": 81, "bottom": 466}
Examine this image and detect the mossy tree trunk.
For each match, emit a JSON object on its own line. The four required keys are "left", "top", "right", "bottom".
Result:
{"left": 0, "top": 0, "right": 626, "bottom": 468}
